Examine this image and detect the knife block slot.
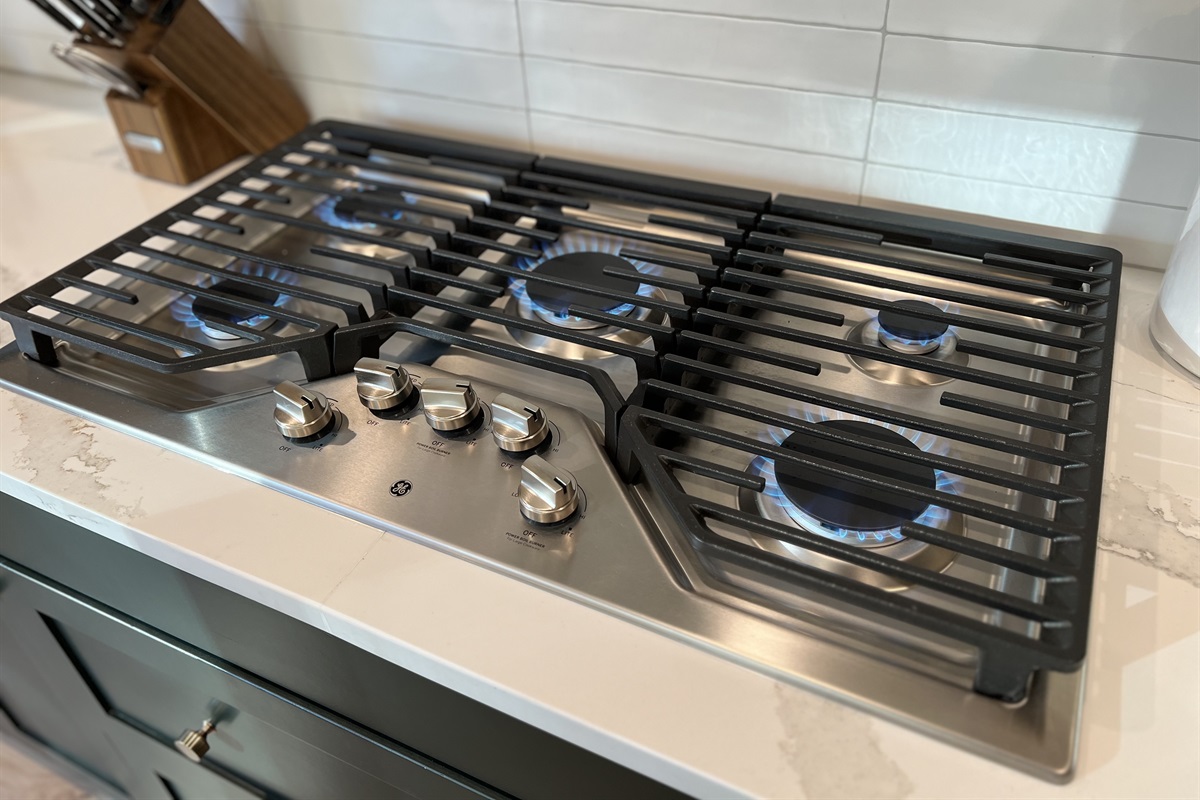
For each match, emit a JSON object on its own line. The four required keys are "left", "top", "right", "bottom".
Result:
{"left": 106, "top": 85, "right": 246, "bottom": 185}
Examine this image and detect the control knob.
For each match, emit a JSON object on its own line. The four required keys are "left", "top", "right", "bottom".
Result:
{"left": 420, "top": 378, "right": 481, "bottom": 433}
{"left": 518, "top": 455, "right": 579, "bottom": 525}
{"left": 490, "top": 393, "right": 550, "bottom": 454}
{"left": 273, "top": 381, "right": 336, "bottom": 442}
{"left": 354, "top": 357, "right": 416, "bottom": 412}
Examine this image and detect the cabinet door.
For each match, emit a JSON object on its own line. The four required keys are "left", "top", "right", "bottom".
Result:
{"left": 0, "top": 558, "right": 505, "bottom": 800}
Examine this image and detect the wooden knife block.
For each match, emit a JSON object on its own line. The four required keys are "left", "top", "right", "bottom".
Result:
{"left": 92, "top": 0, "right": 308, "bottom": 184}
{"left": 106, "top": 85, "right": 245, "bottom": 184}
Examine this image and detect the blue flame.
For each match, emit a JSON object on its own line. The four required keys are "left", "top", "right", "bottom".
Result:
{"left": 312, "top": 194, "right": 407, "bottom": 232}
{"left": 170, "top": 261, "right": 299, "bottom": 332}
{"left": 511, "top": 232, "right": 660, "bottom": 323}
{"left": 753, "top": 407, "right": 962, "bottom": 544}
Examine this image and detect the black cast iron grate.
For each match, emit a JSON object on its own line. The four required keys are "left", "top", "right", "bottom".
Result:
{"left": 619, "top": 196, "right": 1120, "bottom": 700}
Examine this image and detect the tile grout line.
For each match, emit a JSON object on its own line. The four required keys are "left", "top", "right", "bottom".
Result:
{"left": 858, "top": 0, "right": 892, "bottom": 203}
{"left": 513, "top": 0, "right": 536, "bottom": 148}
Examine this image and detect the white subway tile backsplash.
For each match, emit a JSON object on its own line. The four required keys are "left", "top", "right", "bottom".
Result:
{"left": 525, "top": 60, "right": 873, "bottom": 159}
{"left": 293, "top": 80, "right": 529, "bottom": 148}
{"left": 887, "top": 0, "right": 1200, "bottom": 62}
{"left": 879, "top": 36, "right": 1200, "bottom": 139}
{"left": 258, "top": 26, "right": 526, "bottom": 108}
{"left": 519, "top": 0, "right": 883, "bottom": 96}
{"left": 531, "top": 113, "right": 863, "bottom": 201}
{"left": 3, "top": 0, "right": 1194, "bottom": 269}
{"left": 869, "top": 103, "right": 1200, "bottom": 208}
{"left": 252, "top": 0, "right": 520, "bottom": 54}
{"left": 531, "top": 0, "right": 887, "bottom": 29}
{"left": 862, "top": 164, "right": 1188, "bottom": 267}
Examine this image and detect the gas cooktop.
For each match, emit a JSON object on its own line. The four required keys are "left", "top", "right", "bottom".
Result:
{"left": 0, "top": 120, "right": 1120, "bottom": 781}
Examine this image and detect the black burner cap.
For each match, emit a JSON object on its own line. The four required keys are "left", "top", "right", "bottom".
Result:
{"left": 524, "top": 252, "right": 635, "bottom": 317}
{"left": 878, "top": 300, "right": 948, "bottom": 343}
{"left": 193, "top": 279, "right": 281, "bottom": 326}
{"left": 775, "top": 420, "right": 935, "bottom": 532}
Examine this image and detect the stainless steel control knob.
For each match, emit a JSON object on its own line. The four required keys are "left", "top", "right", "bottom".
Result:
{"left": 174, "top": 720, "right": 215, "bottom": 763}
{"left": 518, "top": 455, "right": 579, "bottom": 525}
{"left": 354, "top": 357, "right": 415, "bottom": 411}
{"left": 420, "top": 378, "right": 481, "bottom": 432}
{"left": 490, "top": 393, "right": 550, "bottom": 453}
{"left": 273, "top": 381, "right": 336, "bottom": 441}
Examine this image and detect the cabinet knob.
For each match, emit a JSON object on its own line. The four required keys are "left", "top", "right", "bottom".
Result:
{"left": 174, "top": 719, "right": 216, "bottom": 763}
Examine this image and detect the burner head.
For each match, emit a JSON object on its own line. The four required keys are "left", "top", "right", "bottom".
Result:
{"left": 775, "top": 420, "right": 935, "bottom": 532}
{"left": 877, "top": 300, "right": 948, "bottom": 354}
{"left": 192, "top": 279, "right": 282, "bottom": 330}
{"left": 524, "top": 251, "right": 635, "bottom": 318}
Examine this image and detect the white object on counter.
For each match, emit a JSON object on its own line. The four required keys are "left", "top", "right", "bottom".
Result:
{"left": 1151, "top": 181, "right": 1200, "bottom": 377}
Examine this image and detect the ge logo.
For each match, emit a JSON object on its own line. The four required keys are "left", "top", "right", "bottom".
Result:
{"left": 390, "top": 480, "right": 413, "bottom": 497}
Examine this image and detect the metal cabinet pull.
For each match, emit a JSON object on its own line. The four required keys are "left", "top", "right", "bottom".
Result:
{"left": 174, "top": 719, "right": 216, "bottom": 762}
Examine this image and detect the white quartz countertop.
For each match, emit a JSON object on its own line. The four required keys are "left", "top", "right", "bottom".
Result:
{"left": 2, "top": 73, "right": 1198, "bottom": 800}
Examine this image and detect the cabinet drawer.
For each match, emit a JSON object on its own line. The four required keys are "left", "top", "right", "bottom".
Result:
{"left": 1, "top": 559, "right": 504, "bottom": 800}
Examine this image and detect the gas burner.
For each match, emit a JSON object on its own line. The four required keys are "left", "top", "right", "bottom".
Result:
{"left": 737, "top": 413, "right": 960, "bottom": 589}
{"left": 878, "top": 300, "right": 949, "bottom": 355}
{"left": 504, "top": 233, "right": 668, "bottom": 358}
{"left": 524, "top": 251, "right": 639, "bottom": 329}
{"left": 312, "top": 189, "right": 405, "bottom": 234}
{"left": 775, "top": 420, "right": 936, "bottom": 539}
{"left": 170, "top": 261, "right": 299, "bottom": 343}
{"left": 845, "top": 298, "right": 969, "bottom": 387}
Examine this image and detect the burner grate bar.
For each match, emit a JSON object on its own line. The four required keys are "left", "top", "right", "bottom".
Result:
{"left": 386, "top": 284, "right": 661, "bottom": 376}
{"left": 670, "top": 483, "right": 1072, "bottom": 622}
{"left": 660, "top": 356, "right": 1086, "bottom": 468}
{"left": 215, "top": 181, "right": 291, "bottom": 204}
{"left": 103, "top": 246, "right": 369, "bottom": 324}
{"left": 695, "top": 308, "right": 1092, "bottom": 405}
{"left": 283, "top": 144, "right": 504, "bottom": 192}
{"left": 351, "top": 212, "right": 452, "bottom": 246}
{"left": 499, "top": 184, "right": 591, "bottom": 209}
{"left": 750, "top": 231, "right": 1109, "bottom": 307}
{"left": 561, "top": 306, "right": 676, "bottom": 343}
{"left": 167, "top": 211, "right": 245, "bottom": 235}
{"left": 141, "top": 229, "right": 394, "bottom": 305}
{"left": 21, "top": 291, "right": 209, "bottom": 355}
{"left": 469, "top": 216, "right": 559, "bottom": 242}
{"left": 708, "top": 287, "right": 846, "bottom": 327}
{"left": 736, "top": 249, "right": 1098, "bottom": 329}
{"left": 486, "top": 201, "right": 733, "bottom": 260}
{"left": 430, "top": 250, "right": 692, "bottom": 319}
{"left": 722, "top": 266, "right": 1097, "bottom": 352}
{"left": 755, "top": 215, "right": 886, "bottom": 245}
{"left": 193, "top": 198, "right": 431, "bottom": 263}
{"left": 953, "top": 340, "right": 1097, "bottom": 378}
{"left": 600, "top": 265, "right": 706, "bottom": 299}
{"left": 53, "top": 274, "right": 138, "bottom": 304}
{"left": 676, "top": 332, "right": 824, "bottom": 376}
{"left": 519, "top": 170, "right": 762, "bottom": 226}
{"left": 448, "top": 231, "right": 540, "bottom": 258}
{"left": 618, "top": 250, "right": 721, "bottom": 280}
{"left": 259, "top": 160, "right": 489, "bottom": 212}
{"left": 981, "top": 252, "right": 1113, "bottom": 284}
{"left": 643, "top": 379, "right": 1085, "bottom": 503}
{"left": 940, "top": 394, "right": 1095, "bottom": 438}
{"left": 81, "top": 257, "right": 327, "bottom": 334}
{"left": 408, "top": 265, "right": 506, "bottom": 298}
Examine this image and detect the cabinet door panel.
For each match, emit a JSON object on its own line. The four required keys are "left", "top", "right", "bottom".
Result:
{"left": 1, "top": 558, "right": 503, "bottom": 800}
